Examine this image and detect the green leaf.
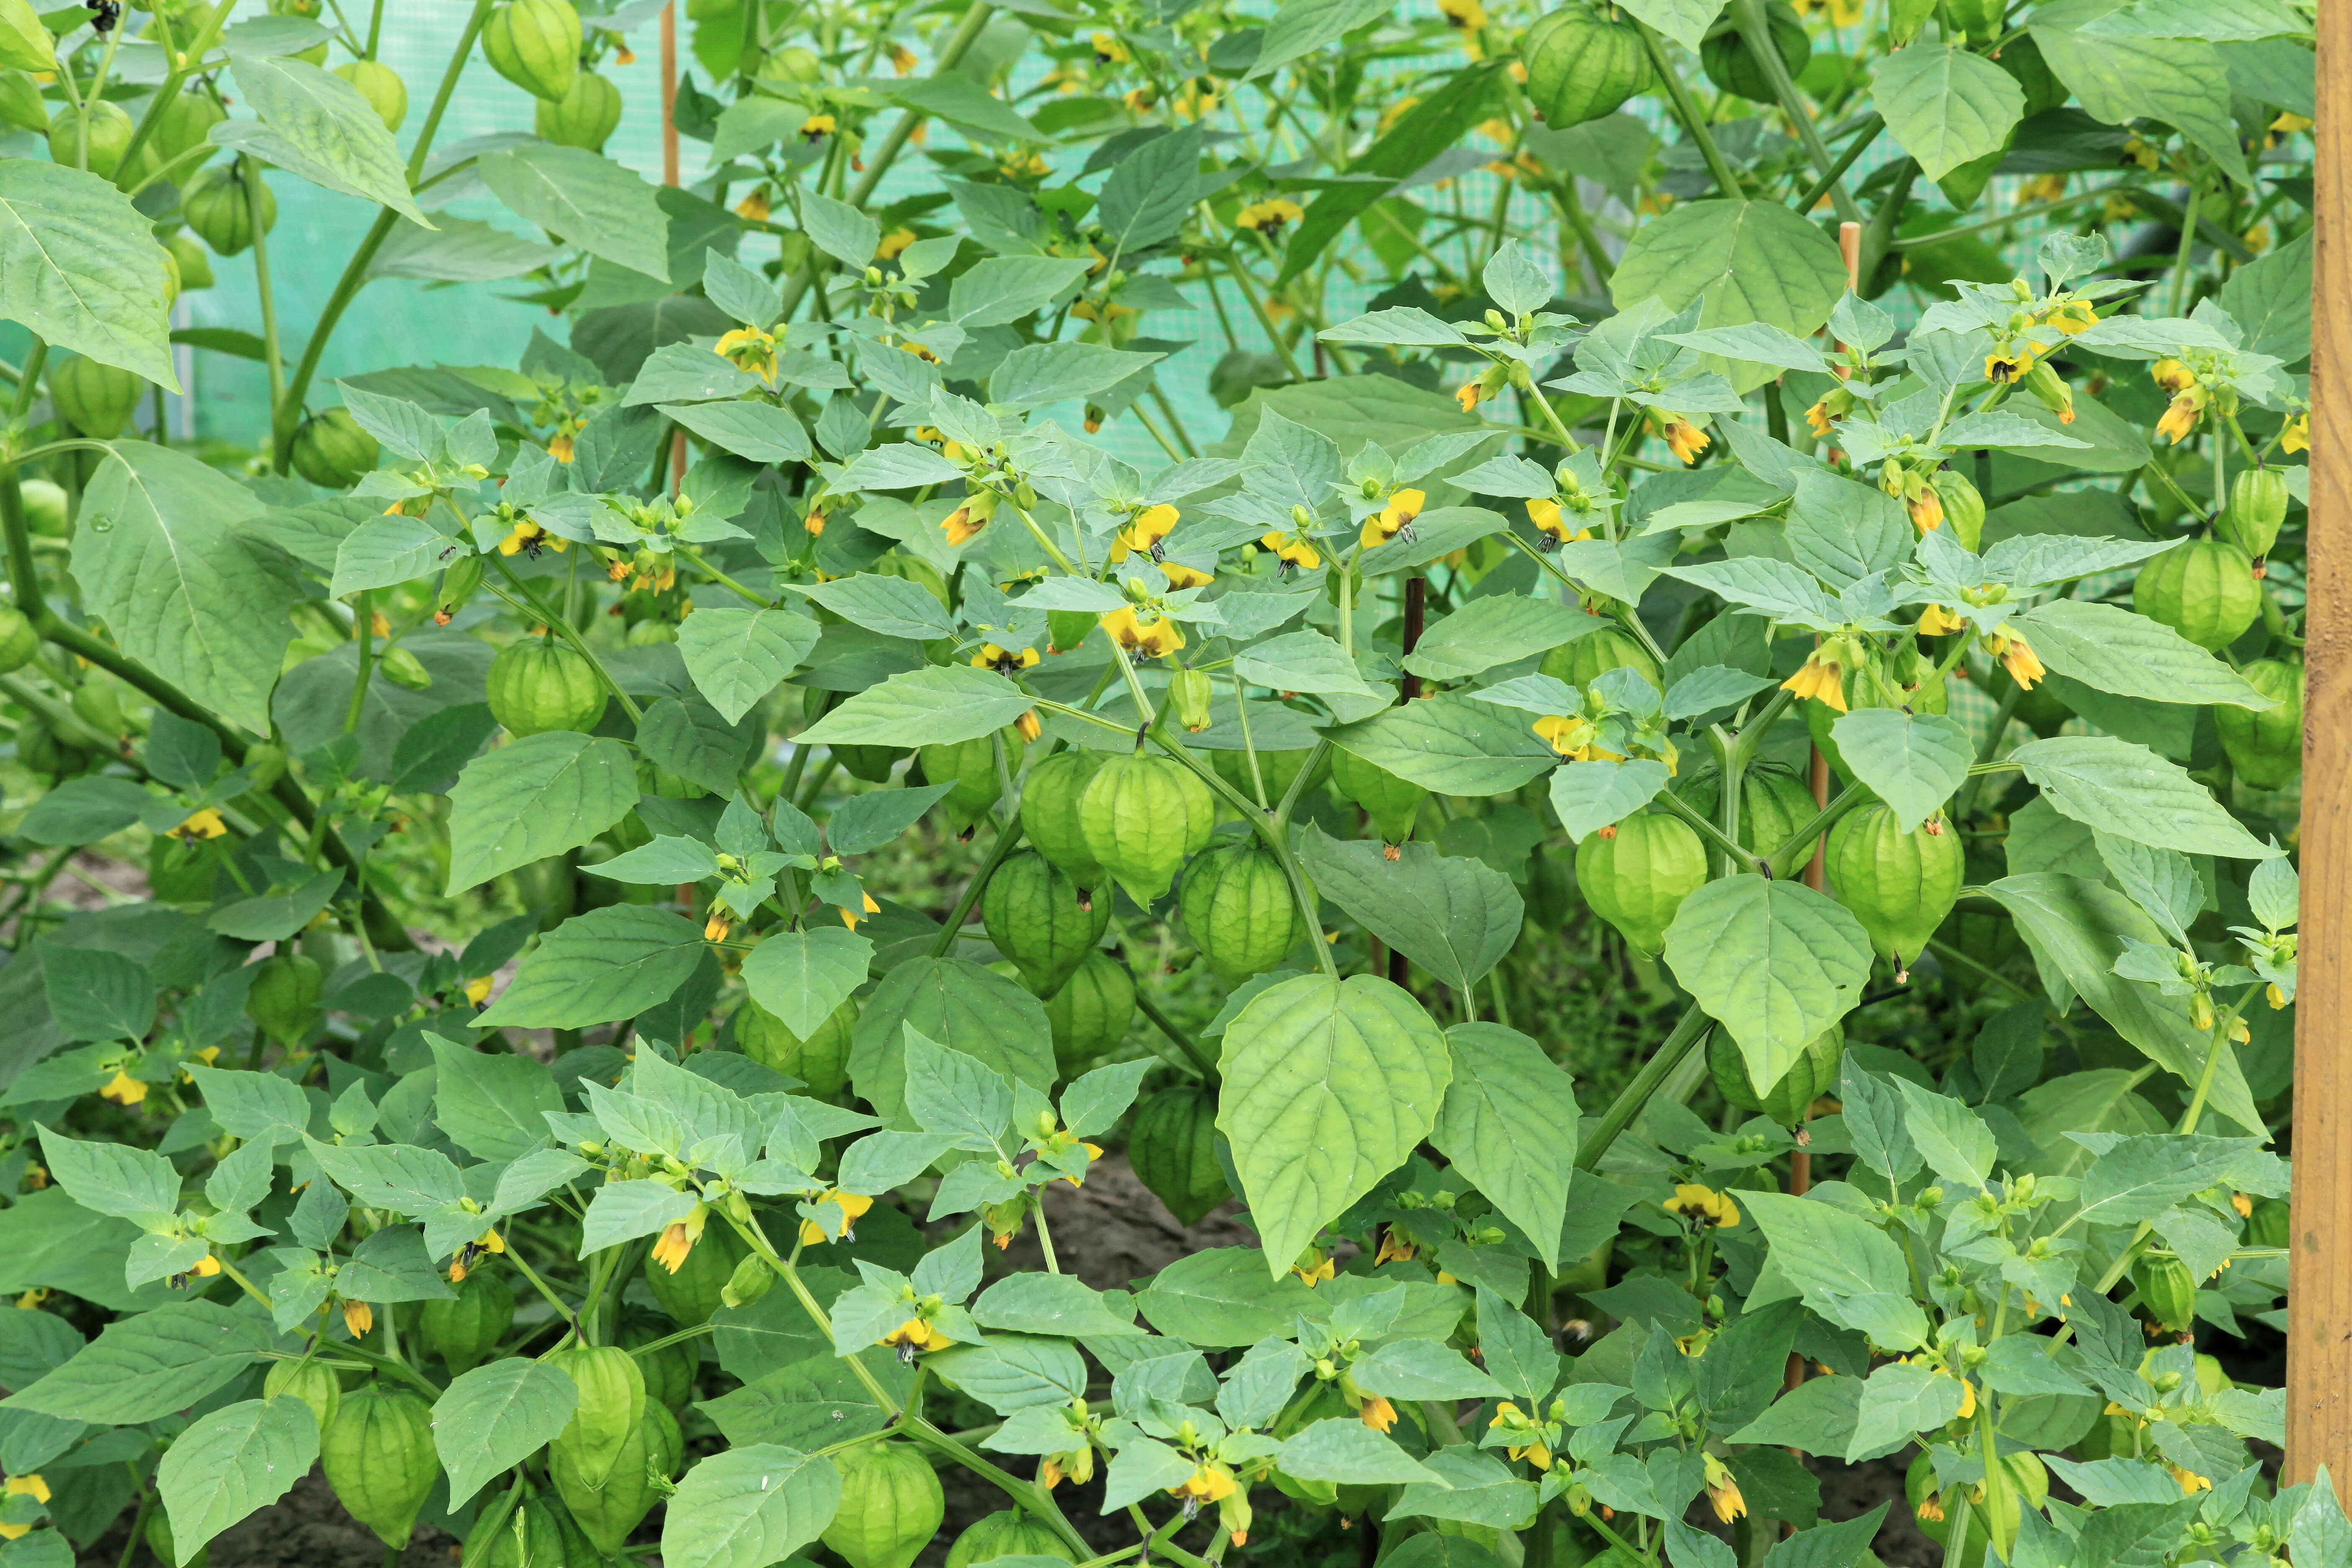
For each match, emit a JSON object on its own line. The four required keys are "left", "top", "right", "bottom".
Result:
{"left": 638, "top": 694, "right": 761, "bottom": 795}
{"left": 207, "top": 868, "right": 344, "bottom": 942}
{"left": 1233, "top": 628, "right": 1380, "bottom": 697}
{"left": 663, "top": 399, "right": 812, "bottom": 464}
{"left": 41, "top": 946, "right": 156, "bottom": 1044}
{"left": 1890, "top": 1078, "right": 1998, "bottom": 1191}
{"left": 699, "top": 1357, "right": 895, "bottom": 1448}
{"left": 988, "top": 342, "right": 1166, "bottom": 410}
{"left": 675, "top": 605, "right": 820, "bottom": 726}
{"left": 1431, "top": 1023, "right": 1579, "bottom": 1269}
{"left": 16, "top": 776, "right": 153, "bottom": 845}
{"left": 366, "top": 215, "right": 557, "bottom": 283}
{"left": 2012, "top": 600, "right": 2276, "bottom": 709}
{"left": 1612, "top": 0, "right": 1726, "bottom": 49}
{"left": 0, "top": 160, "right": 177, "bottom": 388}
{"left": 1548, "top": 759, "right": 1671, "bottom": 843}
{"left": 1352, "top": 1338, "right": 1507, "bottom": 1402}
{"left": 796, "top": 574, "right": 956, "bottom": 642}
{"left": 1869, "top": 45, "right": 2025, "bottom": 181}
{"left": 1785, "top": 470, "right": 1912, "bottom": 589}
{"left": 1276, "top": 66, "right": 1501, "bottom": 284}
{"left": 479, "top": 143, "right": 672, "bottom": 282}
{"left": 429, "top": 1038, "right": 563, "bottom": 1162}
{"left": 1663, "top": 878, "right": 1873, "bottom": 1091}
{"left": 36, "top": 1125, "right": 178, "bottom": 1222}
{"left": 1133, "top": 1249, "right": 1324, "bottom": 1346}
{"left": 1323, "top": 696, "right": 1557, "bottom": 795}
{"left": 582, "top": 1179, "right": 704, "bottom": 1253}
{"left": 1404, "top": 596, "right": 1592, "bottom": 683}
{"left": 1845, "top": 1363, "right": 1964, "bottom": 1462}
{"left": 969, "top": 1274, "right": 1143, "bottom": 1338}
{"left": 2074, "top": 1133, "right": 2263, "bottom": 1229}
{"left": 337, "top": 1225, "right": 455, "bottom": 1304}
{"left": 1611, "top": 202, "right": 1849, "bottom": 388}
{"left": 304, "top": 1137, "right": 464, "bottom": 1214}
{"left": 2009, "top": 735, "right": 2276, "bottom": 859}
{"left": 740, "top": 928, "right": 872, "bottom": 1040}
{"left": 157, "top": 1396, "right": 319, "bottom": 1564}
{"left": 798, "top": 665, "right": 1034, "bottom": 747}
{"left": 431, "top": 1358, "right": 579, "bottom": 1508}
{"left": 2216, "top": 227, "right": 2311, "bottom": 362}
{"left": 847, "top": 957, "right": 1057, "bottom": 1124}
{"left": 2030, "top": 25, "right": 2249, "bottom": 185}
{"left": 222, "top": 55, "right": 428, "bottom": 225}
{"left": 1281, "top": 1418, "right": 1454, "bottom": 1486}
{"left": 475, "top": 906, "right": 707, "bottom": 1029}
{"left": 1096, "top": 124, "right": 1203, "bottom": 252}
{"left": 6, "top": 1303, "right": 275, "bottom": 1423}
{"left": 184, "top": 1066, "right": 310, "bottom": 1147}
{"left": 1293, "top": 828, "right": 1522, "bottom": 993}
{"left": 444, "top": 732, "right": 640, "bottom": 893}
{"left": 1387, "top": 1447, "right": 1532, "bottom": 1527}
{"left": 921, "top": 1336, "right": 1088, "bottom": 1416}
{"left": 1741, "top": 1191, "right": 1926, "bottom": 1351}
{"left": 947, "top": 257, "right": 1095, "bottom": 327}
{"left": 660, "top": 1446, "right": 843, "bottom": 1568}
{"left": 74, "top": 444, "right": 299, "bottom": 733}
{"left": 891, "top": 75, "right": 1045, "bottom": 144}
{"left": 797, "top": 191, "right": 880, "bottom": 269}
{"left": 1217, "top": 974, "right": 1452, "bottom": 1277}
{"left": 1829, "top": 710, "right": 1973, "bottom": 833}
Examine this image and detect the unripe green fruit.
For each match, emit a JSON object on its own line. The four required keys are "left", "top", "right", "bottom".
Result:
{"left": 548, "top": 1343, "right": 646, "bottom": 1490}
{"left": 1521, "top": 5, "right": 1651, "bottom": 126}
{"left": 735, "top": 993, "right": 856, "bottom": 1096}
{"left": 2215, "top": 658, "right": 2302, "bottom": 791}
{"left": 1826, "top": 804, "right": 1964, "bottom": 970}
{"left": 1541, "top": 624, "right": 1663, "bottom": 694}
{"left": 640, "top": 1218, "right": 749, "bottom": 1325}
{"left": 0, "top": 606, "right": 38, "bottom": 678}
{"left": 1709, "top": 1024, "right": 1842, "bottom": 1124}
{"left": 1079, "top": 752, "right": 1215, "bottom": 907}
{"left": 264, "top": 1359, "right": 343, "bottom": 1434}
{"left": 14, "top": 716, "right": 87, "bottom": 779}
{"left": 2132, "top": 1253, "right": 2197, "bottom": 1331}
{"left": 18, "top": 477, "right": 67, "bottom": 539}
{"left": 919, "top": 731, "right": 1013, "bottom": 834}
{"left": 535, "top": 67, "right": 621, "bottom": 150}
{"left": 182, "top": 162, "right": 275, "bottom": 257}
{"left": 466, "top": 1491, "right": 566, "bottom": 1568}
{"left": 1208, "top": 745, "right": 1327, "bottom": 808}
{"left": 47, "top": 353, "right": 147, "bottom": 439}
{"left": 1700, "top": 0, "right": 1807, "bottom": 102}
{"left": 833, "top": 743, "right": 906, "bottom": 783}
{"left": 1906, "top": 1450, "right": 2048, "bottom": 1561}
{"left": 1180, "top": 840, "right": 1310, "bottom": 988}
{"left": 418, "top": 1266, "right": 514, "bottom": 1375}
{"left": 291, "top": 406, "right": 382, "bottom": 489}
{"left": 764, "top": 44, "right": 824, "bottom": 81}
{"left": 322, "top": 1384, "right": 439, "bottom": 1549}
{"left": 553, "top": 1403, "right": 677, "bottom": 1556}
{"left": 1020, "top": 748, "right": 1107, "bottom": 887}
{"left": 334, "top": 59, "right": 407, "bottom": 131}
{"left": 946, "top": 1509, "right": 1078, "bottom": 1567}
{"left": 1043, "top": 950, "right": 1134, "bottom": 1076}
{"left": 1127, "top": 1085, "right": 1229, "bottom": 1226}
{"left": 487, "top": 637, "right": 608, "bottom": 736}
{"left": 2221, "top": 467, "right": 2290, "bottom": 558}
{"left": 1930, "top": 469, "right": 1987, "bottom": 553}
{"left": 622, "top": 1313, "right": 699, "bottom": 1412}
{"left": 824, "top": 1442, "right": 946, "bottom": 1568}
{"left": 247, "top": 953, "right": 324, "bottom": 1047}
{"left": 151, "top": 89, "right": 224, "bottom": 166}
{"left": 482, "top": 0, "right": 582, "bottom": 102}
{"left": 1331, "top": 747, "right": 1429, "bottom": 843}
{"left": 508, "top": 853, "right": 578, "bottom": 930}
{"left": 2133, "top": 537, "right": 2262, "bottom": 652}
{"left": 720, "top": 1249, "right": 774, "bottom": 1310}
{"left": 1674, "top": 762, "right": 1820, "bottom": 862}
{"left": 983, "top": 850, "right": 1112, "bottom": 996}
{"left": 0, "top": 69, "right": 45, "bottom": 135}
{"left": 46, "top": 98, "right": 133, "bottom": 176}
{"left": 1169, "top": 668, "right": 1215, "bottom": 733}
{"left": 70, "top": 676, "right": 122, "bottom": 738}
{"left": 1574, "top": 811, "right": 1705, "bottom": 957}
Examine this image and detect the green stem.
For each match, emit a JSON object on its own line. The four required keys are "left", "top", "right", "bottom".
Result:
{"left": 1575, "top": 1007, "right": 1712, "bottom": 1170}
{"left": 1762, "top": 778, "right": 1871, "bottom": 879}
{"left": 488, "top": 556, "right": 643, "bottom": 722}
{"left": 1635, "top": 23, "right": 1742, "bottom": 198}
{"left": 1657, "top": 787, "right": 1769, "bottom": 875}
{"left": 244, "top": 157, "right": 286, "bottom": 410}
{"left": 928, "top": 820, "right": 1029, "bottom": 958}
{"left": 1733, "top": 0, "right": 1860, "bottom": 223}
{"left": 344, "top": 591, "right": 375, "bottom": 732}
{"left": 1792, "top": 113, "right": 1885, "bottom": 218}
{"left": 1130, "top": 981, "right": 1217, "bottom": 1081}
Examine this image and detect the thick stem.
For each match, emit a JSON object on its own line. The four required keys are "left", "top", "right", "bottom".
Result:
{"left": 1636, "top": 23, "right": 1742, "bottom": 198}
{"left": 1576, "top": 1007, "right": 1712, "bottom": 1170}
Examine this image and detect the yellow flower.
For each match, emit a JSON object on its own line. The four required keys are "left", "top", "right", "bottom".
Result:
{"left": 342, "top": 1299, "right": 374, "bottom": 1337}
{"left": 1987, "top": 630, "right": 2046, "bottom": 689}
{"left": 972, "top": 642, "right": 1042, "bottom": 674}
{"left": 2042, "top": 299, "right": 2098, "bottom": 335}
{"left": 800, "top": 1189, "right": 875, "bottom": 1246}
{"left": 169, "top": 807, "right": 227, "bottom": 841}
{"left": 1916, "top": 604, "right": 1967, "bottom": 637}
{"left": 5, "top": 1477, "right": 49, "bottom": 1506}
{"left": 1916, "top": 1495, "right": 1945, "bottom": 1524}
{"left": 1015, "top": 710, "right": 1042, "bottom": 744}
{"left": 1527, "top": 497, "right": 1589, "bottom": 546}
{"left": 2272, "top": 111, "right": 2313, "bottom": 134}
{"left": 733, "top": 186, "right": 771, "bottom": 222}
{"left": 1781, "top": 651, "right": 1847, "bottom": 711}
{"left": 1984, "top": 346, "right": 2035, "bottom": 384}
{"left": 1455, "top": 380, "right": 1484, "bottom": 414}
{"left": 2157, "top": 391, "right": 2204, "bottom": 444}
{"left": 840, "top": 891, "right": 881, "bottom": 931}
{"left": 1703, "top": 1454, "right": 1745, "bottom": 1522}
{"left": 1663, "top": 1183, "right": 1740, "bottom": 1229}
{"left": 2269, "top": 982, "right": 2289, "bottom": 1009}
{"left": 1805, "top": 398, "right": 1839, "bottom": 437}
{"left": 882, "top": 1315, "right": 951, "bottom": 1354}
{"left": 1235, "top": 199, "right": 1305, "bottom": 237}
{"left": 547, "top": 433, "right": 575, "bottom": 463}
{"left": 2281, "top": 413, "right": 2309, "bottom": 454}
{"left": 1374, "top": 1225, "right": 1418, "bottom": 1265}
{"left": 1532, "top": 714, "right": 1594, "bottom": 757}
{"left": 1114, "top": 503, "right": 1180, "bottom": 560}
{"left": 99, "top": 1071, "right": 146, "bottom": 1106}
{"left": 799, "top": 113, "right": 836, "bottom": 142}
{"left": 499, "top": 519, "right": 565, "bottom": 557}
{"left": 1064, "top": 1142, "right": 1104, "bottom": 1187}
{"left": 1439, "top": 0, "right": 1487, "bottom": 28}
{"left": 1099, "top": 604, "right": 1185, "bottom": 658}
{"left": 2018, "top": 173, "right": 2067, "bottom": 205}
{"left": 1655, "top": 412, "right": 1709, "bottom": 464}
{"left": 704, "top": 909, "right": 732, "bottom": 942}
{"left": 1955, "top": 1374, "right": 1976, "bottom": 1419}
{"left": 1090, "top": 30, "right": 1129, "bottom": 62}
{"left": 890, "top": 44, "right": 918, "bottom": 74}
{"left": 1160, "top": 561, "right": 1212, "bottom": 589}
{"left": 2169, "top": 1465, "right": 2212, "bottom": 1495}
{"left": 464, "top": 975, "right": 494, "bottom": 1007}
{"left": 1906, "top": 485, "right": 1944, "bottom": 534}
{"left": 2151, "top": 357, "right": 2197, "bottom": 394}
{"left": 877, "top": 227, "right": 916, "bottom": 260}
{"left": 652, "top": 1205, "right": 708, "bottom": 1274}
{"left": 1360, "top": 488, "right": 1423, "bottom": 550}
{"left": 13, "top": 1292, "right": 46, "bottom": 1310}
{"left": 1259, "top": 531, "right": 1322, "bottom": 572}
{"left": 1292, "top": 1251, "right": 1336, "bottom": 1287}
{"left": 715, "top": 325, "right": 779, "bottom": 380}
{"left": 1170, "top": 1464, "right": 1238, "bottom": 1504}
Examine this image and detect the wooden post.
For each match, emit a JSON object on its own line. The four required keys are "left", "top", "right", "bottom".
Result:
{"left": 2288, "top": 0, "right": 2347, "bottom": 1488}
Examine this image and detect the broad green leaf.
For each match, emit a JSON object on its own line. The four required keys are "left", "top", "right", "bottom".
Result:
{"left": 1869, "top": 45, "right": 2025, "bottom": 180}
{"left": 1549, "top": 759, "right": 1671, "bottom": 843}
{"left": 947, "top": 257, "right": 1094, "bottom": 326}
{"left": 1611, "top": 202, "right": 1849, "bottom": 389}
{"left": 1890, "top": 1078, "right": 1998, "bottom": 1191}
{"left": 1431, "top": 1023, "right": 1579, "bottom": 1269}
{"left": 798, "top": 665, "right": 1034, "bottom": 747}
{"left": 825, "top": 784, "right": 957, "bottom": 855}
{"left": 2073, "top": 1134, "right": 2264, "bottom": 1229}
{"left": 663, "top": 399, "right": 812, "bottom": 464}
{"left": 1403, "top": 596, "right": 1591, "bottom": 682}
{"left": 988, "top": 342, "right": 1165, "bottom": 410}
{"left": 2030, "top": 25, "right": 2249, "bottom": 185}
{"left": 1663, "top": 879, "right": 1872, "bottom": 1091}
{"left": 675, "top": 605, "right": 820, "bottom": 725}
{"left": 892, "top": 75, "right": 1045, "bottom": 143}
{"left": 1352, "top": 1336, "right": 1506, "bottom": 1401}
{"left": 847, "top": 957, "right": 1057, "bottom": 1124}
{"left": 1829, "top": 710, "right": 1973, "bottom": 833}
{"left": 1785, "top": 469, "right": 1911, "bottom": 589}
{"left": 582, "top": 1180, "right": 704, "bottom": 1253}
{"left": 1323, "top": 696, "right": 1558, "bottom": 795}
{"left": 699, "top": 1357, "right": 895, "bottom": 1448}
{"left": 36, "top": 1125, "right": 178, "bottom": 1222}
{"left": 222, "top": 55, "right": 428, "bottom": 224}
{"left": 796, "top": 574, "right": 957, "bottom": 642}
{"left": 1387, "top": 1446, "right": 1533, "bottom": 1527}
{"left": 1132, "top": 1249, "right": 1324, "bottom": 1346}
{"left": 429, "top": 1038, "right": 563, "bottom": 1162}
{"left": 41, "top": 946, "right": 156, "bottom": 1044}
{"left": 661, "top": 1447, "right": 842, "bottom": 1568}
{"left": 741, "top": 928, "right": 873, "bottom": 1039}
{"left": 1217, "top": 974, "right": 1452, "bottom": 1277}
{"left": 337, "top": 1225, "right": 455, "bottom": 1304}
{"left": 0, "top": 160, "right": 177, "bottom": 387}
{"left": 1742, "top": 1191, "right": 1926, "bottom": 1350}
{"left": 74, "top": 445, "right": 299, "bottom": 733}
{"left": 367, "top": 215, "right": 556, "bottom": 282}
{"left": 1096, "top": 124, "right": 1203, "bottom": 251}
{"left": 479, "top": 142, "right": 671, "bottom": 281}
{"left": 2009, "top": 735, "right": 2276, "bottom": 859}
{"left": 921, "top": 1336, "right": 1087, "bottom": 1416}
{"left": 1281, "top": 1418, "right": 1454, "bottom": 1486}
{"left": 475, "top": 906, "right": 706, "bottom": 1029}
{"left": 184, "top": 1066, "right": 309, "bottom": 1147}
{"left": 2216, "top": 227, "right": 2311, "bottom": 363}
{"left": 1233, "top": 628, "right": 1380, "bottom": 697}
{"left": 444, "top": 732, "right": 640, "bottom": 893}
{"left": 1845, "top": 1363, "right": 1965, "bottom": 1462}
{"left": 304, "top": 1137, "right": 464, "bottom": 1213}
{"left": 2012, "top": 600, "right": 2276, "bottom": 709}
{"left": 6, "top": 1303, "right": 275, "bottom": 1423}
{"left": 15, "top": 776, "right": 153, "bottom": 845}
{"left": 1294, "top": 827, "right": 1522, "bottom": 992}
{"left": 158, "top": 1395, "right": 318, "bottom": 1564}
{"left": 970, "top": 1274, "right": 1143, "bottom": 1338}
{"left": 639, "top": 694, "right": 761, "bottom": 795}
{"left": 431, "top": 1358, "right": 578, "bottom": 1508}
{"left": 1612, "top": 0, "right": 1726, "bottom": 49}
